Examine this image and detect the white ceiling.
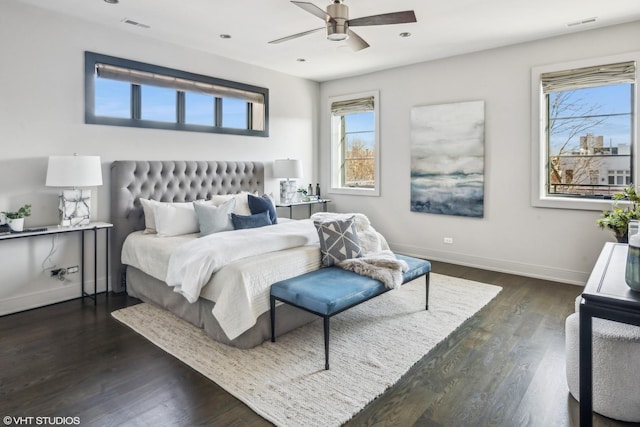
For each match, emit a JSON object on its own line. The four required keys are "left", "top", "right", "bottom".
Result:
{"left": 17, "top": 0, "right": 640, "bottom": 82}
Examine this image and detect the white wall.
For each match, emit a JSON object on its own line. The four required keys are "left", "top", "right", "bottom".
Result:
{"left": 0, "top": 1, "right": 319, "bottom": 314}
{"left": 319, "top": 21, "right": 640, "bottom": 285}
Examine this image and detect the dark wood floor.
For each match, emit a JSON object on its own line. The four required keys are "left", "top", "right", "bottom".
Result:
{"left": 1, "top": 262, "right": 637, "bottom": 427}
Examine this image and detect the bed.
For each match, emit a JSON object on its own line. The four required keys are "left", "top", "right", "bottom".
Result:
{"left": 110, "top": 160, "right": 320, "bottom": 348}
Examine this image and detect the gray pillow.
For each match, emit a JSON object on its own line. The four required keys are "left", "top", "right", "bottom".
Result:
{"left": 194, "top": 198, "right": 236, "bottom": 236}
{"left": 314, "top": 216, "right": 362, "bottom": 267}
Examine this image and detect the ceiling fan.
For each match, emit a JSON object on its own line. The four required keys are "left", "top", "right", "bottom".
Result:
{"left": 268, "top": 0, "right": 417, "bottom": 51}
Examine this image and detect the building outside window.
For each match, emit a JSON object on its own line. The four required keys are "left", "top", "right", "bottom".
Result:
{"left": 329, "top": 91, "right": 380, "bottom": 196}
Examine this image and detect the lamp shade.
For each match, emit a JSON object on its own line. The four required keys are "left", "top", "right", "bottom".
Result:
{"left": 273, "top": 159, "right": 303, "bottom": 179}
{"left": 46, "top": 155, "right": 103, "bottom": 187}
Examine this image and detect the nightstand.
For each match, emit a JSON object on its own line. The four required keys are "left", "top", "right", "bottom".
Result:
{"left": 0, "top": 222, "right": 112, "bottom": 305}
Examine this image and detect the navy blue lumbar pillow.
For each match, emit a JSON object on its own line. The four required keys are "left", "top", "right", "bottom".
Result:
{"left": 248, "top": 194, "right": 278, "bottom": 224}
{"left": 231, "top": 210, "right": 272, "bottom": 230}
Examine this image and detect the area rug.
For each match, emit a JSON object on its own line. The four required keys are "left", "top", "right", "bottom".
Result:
{"left": 112, "top": 273, "right": 501, "bottom": 426}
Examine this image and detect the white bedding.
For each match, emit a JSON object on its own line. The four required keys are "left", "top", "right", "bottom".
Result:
{"left": 165, "top": 218, "right": 319, "bottom": 302}
{"left": 122, "top": 219, "right": 321, "bottom": 339}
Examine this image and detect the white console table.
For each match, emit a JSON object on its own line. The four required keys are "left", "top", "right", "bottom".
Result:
{"left": 0, "top": 222, "right": 112, "bottom": 305}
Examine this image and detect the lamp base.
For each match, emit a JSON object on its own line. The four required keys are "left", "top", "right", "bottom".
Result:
{"left": 59, "top": 189, "right": 91, "bottom": 227}
{"left": 279, "top": 180, "right": 297, "bottom": 203}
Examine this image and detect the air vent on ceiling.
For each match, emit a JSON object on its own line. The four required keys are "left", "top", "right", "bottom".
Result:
{"left": 121, "top": 18, "right": 150, "bottom": 29}
{"left": 567, "top": 17, "right": 597, "bottom": 27}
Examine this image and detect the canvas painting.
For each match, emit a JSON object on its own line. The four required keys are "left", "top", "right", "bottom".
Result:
{"left": 410, "top": 100, "right": 485, "bottom": 217}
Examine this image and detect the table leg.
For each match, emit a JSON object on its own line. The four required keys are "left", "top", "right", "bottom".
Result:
{"left": 579, "top": 305, "right": 593, "bottom": 427}
{"left": 93, "top": 227, "right": 98, "bottom": 306}
{"left": 105, "top": 228, "right": 109, "bottom": 298}
{"left": 81, "top": 230, "right": 85, "bottom": 299}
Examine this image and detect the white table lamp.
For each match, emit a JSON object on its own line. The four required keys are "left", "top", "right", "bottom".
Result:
{"left": 46, "top": 154, "right": 103, "bottom": 226}
{"left": 273, "top": 159, "right": 303, "bottom": 203}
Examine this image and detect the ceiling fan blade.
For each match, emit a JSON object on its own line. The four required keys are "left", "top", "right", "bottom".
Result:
{"left": 346, "top": 29, "right": 369, "bottom": 51}
{"left": 348, "top": 10, "right": 417, "bottom": 27}
{"left": 268, "top": 27, "right": 325, "bottom": 44}
{"left": 291, "top": 1, "right": 331, "bottom": 21}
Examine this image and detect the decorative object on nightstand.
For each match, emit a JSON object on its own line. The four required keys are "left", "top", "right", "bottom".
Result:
{"left": 1, "top": 204, "right": 31, "bottom": 232}
{"left": 273, "top": 159, "right": 302, "bottom": 203}
{"left": 46, "top": 154, "right": 103, "bottom": 227}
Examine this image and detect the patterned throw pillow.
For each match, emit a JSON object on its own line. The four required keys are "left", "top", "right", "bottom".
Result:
{"left": 314, "top": 216, "right": 362, "bottom": 267}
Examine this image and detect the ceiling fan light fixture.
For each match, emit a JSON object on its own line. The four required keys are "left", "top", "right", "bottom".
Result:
{"left": 327, "top": 32, "right": 349, "bottom": 41}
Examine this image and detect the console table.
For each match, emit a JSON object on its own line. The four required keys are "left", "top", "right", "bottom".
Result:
{"left": 276, "top": 199, "right": 331, "bottom": 219}
{"left": 579, "top": 242, "right": 640, "bottom": 426}
{"left": 0, "top": 222, "right": 112, "bottom": 306}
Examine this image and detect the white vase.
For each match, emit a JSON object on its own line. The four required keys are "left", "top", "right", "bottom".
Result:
{"left": 7, "top": 218, "right": 24, "bottom": 232}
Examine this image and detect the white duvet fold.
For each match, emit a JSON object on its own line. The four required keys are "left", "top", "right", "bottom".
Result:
{"left": 165, "top": 219, "right": 320, "bottom": 303}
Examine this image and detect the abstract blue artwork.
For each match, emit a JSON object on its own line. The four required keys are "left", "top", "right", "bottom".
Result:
{"left": 410, "top": 100, "right": 485, "bottom": 217}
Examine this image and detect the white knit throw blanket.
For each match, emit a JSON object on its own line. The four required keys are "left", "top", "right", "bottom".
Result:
{"left": 310, "top": 212, "right": 408, "bottom": 289}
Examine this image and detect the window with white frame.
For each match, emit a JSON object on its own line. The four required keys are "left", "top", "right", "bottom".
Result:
{"left": 329, "top": 91, "right": 380, "bottom": 196}
{"left": 84, "top": 51, "right": 268, "bottom": 137}
{"left": 531, "top": 54, "right": 638, "bottom": 210}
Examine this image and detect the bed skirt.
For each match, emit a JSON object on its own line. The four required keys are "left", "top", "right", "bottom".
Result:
{"left": 125, "top": 266, "right": 318, "bottom": 349}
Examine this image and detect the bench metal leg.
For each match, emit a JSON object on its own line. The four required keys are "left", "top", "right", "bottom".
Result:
{"left": 324, "top": 315, "right": 330, "bottom": 370}
{"left": 270, "top": 296, "right": 276, "bottom": 343}
{"left": 425, "top": 272, "right": 430, "bottom": 310}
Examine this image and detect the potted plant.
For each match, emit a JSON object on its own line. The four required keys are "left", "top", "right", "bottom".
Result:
{"left": 1, "top": 204, "right": 31, "bottom": 232}
{"left": 597, "top": 185, "right": 640, "bottom": 243}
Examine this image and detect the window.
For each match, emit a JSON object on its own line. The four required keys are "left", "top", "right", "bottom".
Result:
{"left": 608, "top": 169, "right": 631, "bottom": 185}
{"left": 531, "top": 54, "right": 638, "bottom": 210}
{"left": 84, "top": 51, "right": 268, "bottom": 137}
{"left": 329, "top": 91, "right": 380, "bottom": 196}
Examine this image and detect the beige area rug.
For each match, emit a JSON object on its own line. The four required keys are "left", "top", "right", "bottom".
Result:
{"left": 112, "top": 273, "right": 501, "bottom": 427}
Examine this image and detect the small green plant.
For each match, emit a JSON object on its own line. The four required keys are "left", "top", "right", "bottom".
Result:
{"left": 2, "top": 204, "right": 31, "bottom": 220}
{"left": 597, "top": 185, "right": 640, "bottom": 240}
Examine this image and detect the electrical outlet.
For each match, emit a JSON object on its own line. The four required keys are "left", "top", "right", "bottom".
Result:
{"left": 443, "top": 237, "right": 453, "bottom": 244}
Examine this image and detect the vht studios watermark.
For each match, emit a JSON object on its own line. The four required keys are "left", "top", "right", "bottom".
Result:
{"left": 3, "top": 416, "right": 80, "bottom": 425}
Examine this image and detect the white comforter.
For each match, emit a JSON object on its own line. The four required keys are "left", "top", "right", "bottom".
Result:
{"left": 165, "top": 219, "right": 319, "bottom": 303}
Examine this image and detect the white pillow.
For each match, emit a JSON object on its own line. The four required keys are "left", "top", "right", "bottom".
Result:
{"left": 140, "top": 199, "right": 212, "bottom": 234}
{"left": 208, "top": 194, "right": 236, "bottom": 206}
{"left": 139, "top": 198, "right": 159, "bottom": 234}
{"left": 207, "top": 192, "right": 253, "bottom": 216}
{"left": 152, "top": 202, "right": 199, "bottom": 237}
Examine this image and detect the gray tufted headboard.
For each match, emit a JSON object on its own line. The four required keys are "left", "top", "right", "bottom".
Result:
{"left": 110, "top": 160, "right": 264, "bottom": 293}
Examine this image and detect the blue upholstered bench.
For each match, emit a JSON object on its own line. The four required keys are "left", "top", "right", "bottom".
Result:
{"left": 270, "top": 254, "right": 431, "bottom": 370}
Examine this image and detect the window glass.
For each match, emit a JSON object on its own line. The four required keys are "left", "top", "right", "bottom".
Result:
{"left": 140, "top": 85, "right": 176, "bottom": 122}
{"left": 547, "top": 83, "right": 633, "bottom": 198}
{"left": 94, "top": 77, "right": 130, "bottom": 118}
{"left": 344, "top": 112, "right": 375, "bottom": 188}
{"left": 185, "top": 92, "right": 214, "bottom": 126}
{"left": 222, "top": 98, "right": 247, "bottom": 129}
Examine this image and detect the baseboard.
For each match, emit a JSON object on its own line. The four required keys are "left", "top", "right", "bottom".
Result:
{"left": 389, "top": 242, "right": 587, "bottom": 286}
{"left": 0, "top": 279, "right": 108, "bottom": 316}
